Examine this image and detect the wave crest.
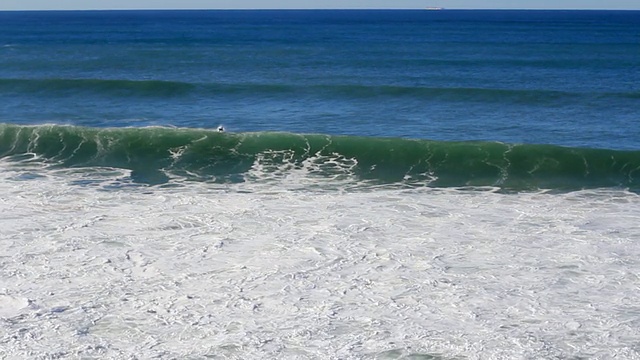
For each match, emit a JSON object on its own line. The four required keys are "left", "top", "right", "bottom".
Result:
{"left": 1, "top": 123, "right": 638, "bottom": 191}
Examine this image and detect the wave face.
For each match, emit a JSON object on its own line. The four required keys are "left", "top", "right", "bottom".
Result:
{"left": 1, "top": 124, "right": 638, "bottom": 191}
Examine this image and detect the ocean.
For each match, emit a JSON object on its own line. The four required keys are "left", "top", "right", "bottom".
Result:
{"left": 1, "top": 9, "right": 639, "bottom": 359}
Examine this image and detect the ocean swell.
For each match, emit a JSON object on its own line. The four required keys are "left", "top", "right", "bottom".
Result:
{"left": 1, "top": 123, "right": 638, "bottom": 190}
{"left": 1, "top": 78, "right": 638, "bottom": 104}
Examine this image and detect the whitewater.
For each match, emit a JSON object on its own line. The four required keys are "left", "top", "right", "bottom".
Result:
{"left": 1, "top": 155, "right": 640, "bottom": 359}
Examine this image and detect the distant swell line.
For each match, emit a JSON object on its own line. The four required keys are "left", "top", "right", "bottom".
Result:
{"left": 1, "top": 77, "right": 637, "bottom": 102}
{"left": 320, "top": 84, "right": 574, "bottom": 103}
{"left": 0, "top": 78, "right": 196, "bottom": 97}
{"left": 1, "top": 123, "right": 639, "bottom": 191}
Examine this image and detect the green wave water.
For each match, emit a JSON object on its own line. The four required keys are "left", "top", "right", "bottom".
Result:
{"left": 1, "top": 123, "right": 638, "bottom": 190}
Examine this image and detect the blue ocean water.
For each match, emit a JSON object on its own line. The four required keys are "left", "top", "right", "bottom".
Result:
{"left": 1, "top": 10, "right": 639, "bottom": 190}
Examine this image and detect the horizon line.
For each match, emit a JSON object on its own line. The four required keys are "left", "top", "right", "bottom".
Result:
{"left": 1, "top": 8, "right": 639, "bottom": 11}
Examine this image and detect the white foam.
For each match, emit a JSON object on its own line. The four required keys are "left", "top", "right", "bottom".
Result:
{"left": 0, "top": 295, "right": 31, "bottom": 318}
{"left": 1, "top": 161, "right": 639, "bottom": 359}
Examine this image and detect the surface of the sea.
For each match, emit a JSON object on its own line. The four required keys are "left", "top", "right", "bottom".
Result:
{"left": 1, "top": 9, "right": 639, "bottom": 359}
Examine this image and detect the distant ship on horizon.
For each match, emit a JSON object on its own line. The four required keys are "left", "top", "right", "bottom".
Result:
{"left": 424, "top": 7, "right": 444, "bottom": 10}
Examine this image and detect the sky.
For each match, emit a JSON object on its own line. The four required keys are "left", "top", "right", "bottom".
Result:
{"left": 1, "top": 0, "right": 638, "bottom": 10}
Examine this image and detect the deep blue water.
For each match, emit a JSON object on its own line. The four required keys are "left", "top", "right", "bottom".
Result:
{"left": 1, "top": 10, "right": 638, "bottom": 149}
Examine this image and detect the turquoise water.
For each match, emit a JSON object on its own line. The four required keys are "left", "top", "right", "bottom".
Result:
{"left": 2, "top": 124, "right": 639, "bottom": 190}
